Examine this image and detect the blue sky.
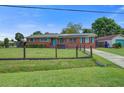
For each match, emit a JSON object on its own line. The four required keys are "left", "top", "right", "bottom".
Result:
{"left": 0, "top": 5, "right": 124, "bottom": 40}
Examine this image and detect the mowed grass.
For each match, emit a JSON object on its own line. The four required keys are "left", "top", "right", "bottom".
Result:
{"left": 0, "top": 59, "right": 96, "bottom": 73}
{"left": 92, "top": 54, "right": 118, "bottom": 68}
{"left": 97, "top": 48, "right": 124, "bottom": 56}
{"left": 0, "top": 67, "right": 124, "bottom": 87}
{"left": 0, "top": 48, "right": 123, "bottom": 86}
{"left": 0, "top": 48, "right": 118, "bottom": 73}
{"left": 0, "top": 48, "right": 86, "bottom": 58}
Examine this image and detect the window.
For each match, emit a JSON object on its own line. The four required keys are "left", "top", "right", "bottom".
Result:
{"left": 31, "top": 38, "right": 35, "bottom": 42}
{"left": 80, "top": 37, "right": 85, "bottom": 43}
{"left": 39, "top": 38, "right": 42, "bottom": 42}
{"left": 43, "top": 38, "right": 48, "bottom": 42}
{"left": 39, "top": 38, "right": 49, "bottom": 42}
{"left": 80, "top": 37, "right": 82, "bottom": 43}
{"left": 33, "top": 38, "right": 36, "bottom": 42}
{"left": 59, "top": 38, "right": 63, "bottom": 44}
{"left": 85, "top": 37, "right": 89, "bottom": 43}
{"left": 69, "top": 38, "right": 76, "bottom": 43}
{"left": 91, "top": 37, "right": 95, "bottom": 43}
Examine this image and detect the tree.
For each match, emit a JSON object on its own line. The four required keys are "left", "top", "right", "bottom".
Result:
{"left": 120, "top": 28, "right": 124, "bottom": 35}
{"left": 11, "top": 39, "right": 14, "bottom": 42}
{"left": 33, "top": 31, "right": 42, "bottom": 35}
{"left": 4, "top": 38, "right": 9, "bottom": 48}
{"left": 15, "top": 32, "right": 24, "bottom": 41}
{"left": 92, "top": 17, "right": 121, "bottom": 37}
{"left": 10, "top": 39, "right": 15, "bottom": 47}
{"left": 15, "top": 33, "right": 24, "bottom": 48}
{"left": 61, "top": 22, "right": 83, "bottom": 34}
{"left": 0, "top": 42, "right": 4, "bottom": 48}
{"left": 83, "top": 29, "right": 92, "bottom": 33}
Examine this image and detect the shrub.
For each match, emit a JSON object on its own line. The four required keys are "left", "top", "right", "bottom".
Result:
{"left": 112, "top": 43, "right": 122, "bottom": 48}
{"left": 0, "top": 42, "right": 4, "bottom": 48}
{"left": 26, "top": 44, "right": 46, "bottom": 48}
{"left": 4, "top": 38, "right": 9, "bottom": 48}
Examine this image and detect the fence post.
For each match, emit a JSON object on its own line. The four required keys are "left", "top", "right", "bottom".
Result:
{"left": 90, "top": 46, "right": 92, "bottom": 57}
{"left": 84, "top": 45, "right": 85, "bottom": 53}
{"left": 23, "top": 42, "right": 26, "bottom": 59}
{"left": 55, "top": 46, "right": 57, "bottom": 58}
{"left": 76, "top": 45, "right": 78, "bottom": 58}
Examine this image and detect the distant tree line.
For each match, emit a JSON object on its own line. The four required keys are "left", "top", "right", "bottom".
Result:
{"left": 0, "top": 38, "right": 15, "bottom": 48}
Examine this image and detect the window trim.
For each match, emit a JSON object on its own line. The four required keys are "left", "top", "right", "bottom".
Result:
{"left": 85, "top": 37, "right": 89, "bottom": 43}
{"left": 39, "top": 38, "right": 49, "bottom": 42}
{"left": 91, "top": 37, "right": 95, "bottom": 43}
{"left": 69, "top": 38, "right": 76, "bottom": 43}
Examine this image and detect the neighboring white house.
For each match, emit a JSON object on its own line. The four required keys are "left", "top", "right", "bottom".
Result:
{"left": 96, "top": 34, "right": 124, "bottom": 47}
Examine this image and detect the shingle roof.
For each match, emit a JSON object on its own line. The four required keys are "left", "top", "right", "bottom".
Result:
{"left": 96, "top": 35, "right": 118, "bottom": 41}
{"left": 26, "top": 33, "right": 97, "bottom": 38}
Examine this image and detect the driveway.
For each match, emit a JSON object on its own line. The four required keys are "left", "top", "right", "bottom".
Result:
{"left": 86, "top": 49, "right": 124, "bottom": 68}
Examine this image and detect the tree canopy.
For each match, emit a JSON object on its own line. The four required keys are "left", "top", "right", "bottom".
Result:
{"left": 4, "top": 38, "right": 9, "bottom": 48}
{"left": 15, "top": 32, "right": 24, "bottom": 41}
{"left": 92, "top": 17, "right": 121, "bottom": 37}
{"left": 33, "top": 31, "right": 42, "bottom": 35}
{"left": 83, "top": 29, "right": 92, "bottom": 33}
{"left": 61, "top": 23, "right": 83, "bottom": 34}
{"left": 120, "top": 28, "right": 124, "bottom": 35}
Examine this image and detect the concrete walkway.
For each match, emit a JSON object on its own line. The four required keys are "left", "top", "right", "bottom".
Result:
{"left": 86, "top": 49, "right": 124, "bottom": 68}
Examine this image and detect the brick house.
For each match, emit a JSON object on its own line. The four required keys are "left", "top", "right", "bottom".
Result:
{"left": 26, "top": 33, "right": 97, "bottom": 48}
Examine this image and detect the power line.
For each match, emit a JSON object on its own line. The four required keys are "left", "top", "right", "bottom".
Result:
{"left": 0, "top": 5, "right": 124, "bottom": 14}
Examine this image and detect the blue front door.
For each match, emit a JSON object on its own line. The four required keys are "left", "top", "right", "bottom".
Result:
{"left": 52, "top": 39, "right": 57, "bottom": 46}
{"left": 116, "top": 39, "right": 124, "bottom": 47}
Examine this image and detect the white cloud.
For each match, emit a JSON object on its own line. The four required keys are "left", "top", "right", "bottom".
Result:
{"left": 118, "top": 21, "right": 124, "bottom": 26}
{"left": 0, "top": 23, "right": 41, "bottom": 40}
{"left": 119, "top": 6, "right": 124, "bottom": 10}
{"left": 0, "top": 23, "right": 63, "bottom": 41}
{"left": 15, "top": 23, "right": 43, "bottom": 36}
{"left": 0, "top": 32, "right": 14, "bottom": 41}
{"left": 108, "top": 6, "right": 124, "bottom": 28}
{"left": 109, "top": 6, "right": 124, "bottom": 18}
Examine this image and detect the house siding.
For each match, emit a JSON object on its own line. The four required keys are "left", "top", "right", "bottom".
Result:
{"left": 26, "top": 35, "right": 96, "bottom": 48}
{"left": 112, "top": 35, "right": 124, "bottom": 44}
{"left": 96, "top": 35, "right": 124, "bottom": 47}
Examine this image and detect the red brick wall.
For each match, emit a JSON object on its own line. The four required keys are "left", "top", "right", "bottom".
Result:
{"left": 26, "top": 37, "right": 96, "bottom": 48}
{"left": 26, "top": 38, "right": 51, "bottom": 48}
{"left": 81, "top": 37, "right": 96, "bottom": 48}
{"left": 63, "top": 37, "right": 96, "bottom": 48}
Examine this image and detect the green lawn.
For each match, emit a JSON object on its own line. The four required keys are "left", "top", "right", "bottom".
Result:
{"left": 0, "top": 59, "right": 96, "bottom": 73}
{"left": 0, "top": 48, "right": 123, "bottom": 86}
{"left": 0, "top": 67, "right": 124, "bottom": 87}
{"left": 92, "top": 54, "right": 118, "bottom": 67}
{"left": 0, "top": 48, "right": 86, "bottom": 58}
{"left": 97, "top": 48, "right": 124, "bottom": 56}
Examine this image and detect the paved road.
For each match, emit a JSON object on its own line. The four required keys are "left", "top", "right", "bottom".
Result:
{"left": 86, "top": 49, "right": 124, "bottom": 68}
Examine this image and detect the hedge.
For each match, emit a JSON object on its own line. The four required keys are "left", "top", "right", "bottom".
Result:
{"left": 26, "top": 44, "right": 46, "bottom": 48}
{"left": 112, "top": 43, "right": 122, "bottom": 48}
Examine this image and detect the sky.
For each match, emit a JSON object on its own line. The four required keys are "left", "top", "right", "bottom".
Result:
{"left": 0, "top": 5, "right": 124, "bottom": 40}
